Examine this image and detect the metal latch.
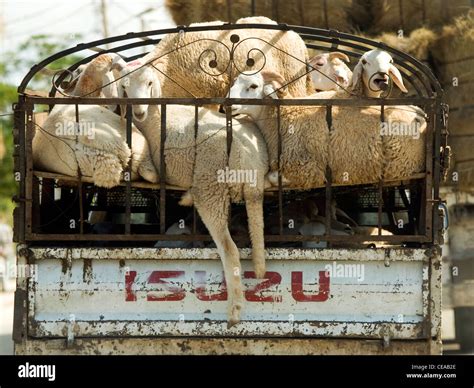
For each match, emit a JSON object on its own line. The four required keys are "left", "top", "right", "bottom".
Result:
{"left": 66, "top": 314, "right": 76, "bottom": 347}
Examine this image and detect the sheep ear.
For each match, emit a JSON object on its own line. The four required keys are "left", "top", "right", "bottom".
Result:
{"left": 389, "top": 64, "right": 408, "bottom": 93}
{"left": 348, "top": 60, "right": 363, "bottom": 92}
{"left": 308, "top": 54, "right": 326, "bottom": 67}
{"left": 111, "top": 56, "right": 128, "bottom": 73}
{"left": 329, "top": 52, "right": 350, "bottom": 63}
{"left": 263, "top": 83, "right": 279, "bottom": 99}
{"left": 150, "top": 76, "right": 161, "bottom": 99}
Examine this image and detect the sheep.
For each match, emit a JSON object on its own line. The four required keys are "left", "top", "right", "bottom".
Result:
{"left": 113, "top": 57, "right": 269, "bottom": 327}
{"left": 308, "top": 52, "right": 352, "bottom": 91}
{"left": 33, "top": 54, "right": 158, "bottom": 188}
{"left": 139, "top": 16, "right": 313, "bottom": 101}
{"left": 348, "top": 49, "right": 408, "bottom": 98}
{"left": 228, "top": 65, "right": 426, "bottom": 188}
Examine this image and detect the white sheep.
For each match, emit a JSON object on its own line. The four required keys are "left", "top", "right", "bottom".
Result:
{"left": 308, "top": 52, "right": 352, "bottom": 91}
{"left": 139, "top": 16, "right": 313, "bottom": 101}
{"left": 229, "top": 64, "right": 426, "bottom": 188}
{"left": 33, "top": 54, "right": 158, "bottom": 188}
{"left": 113, "top": 57, "right": 269, "bottom": 328}
{"left": 349, "top": 49, "right": 408, "bottom": 97}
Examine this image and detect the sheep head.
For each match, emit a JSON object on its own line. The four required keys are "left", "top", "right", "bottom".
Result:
{"left": 308, "top": 52, "right": 352, "bottom": 91}
{"left": 112, "top": 57, "right": 161, "bottom": 122}
{"left": 349, "top": 49, "right": 408, "bottom": 97}
{"left": 228, "top": 70, "right": 288, "bottom": 118}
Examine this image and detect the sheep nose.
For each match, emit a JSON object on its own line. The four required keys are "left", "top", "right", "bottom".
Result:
{"left": 134, "top": 111, "right": 145, "bottom": 120}
{"left": 335, "top": 75, "right": 347, "bottom": 86}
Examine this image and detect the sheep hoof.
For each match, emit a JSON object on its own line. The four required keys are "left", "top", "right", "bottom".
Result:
{"left": 179, "top": 191, "right": 193, "bottom": 206}
{"left": 227, "top": 304, "right": 242, "bottom": 328}
{"left": 227, "top": 317, "right": 240, "bottom": 329}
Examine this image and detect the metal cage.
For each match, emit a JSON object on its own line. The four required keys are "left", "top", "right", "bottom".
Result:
{"left": 13, "top": 23, "right": 448, "bottom": 247}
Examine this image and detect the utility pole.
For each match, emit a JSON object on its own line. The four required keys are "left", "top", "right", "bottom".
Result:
{"left": 100, "top": 0, "right": 109, "bottom": 47}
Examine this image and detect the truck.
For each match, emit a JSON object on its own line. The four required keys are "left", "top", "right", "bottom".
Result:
{"left": 11, "top": 23, "right": 448, "bottom": 355}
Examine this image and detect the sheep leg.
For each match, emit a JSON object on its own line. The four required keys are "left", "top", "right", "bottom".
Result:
{"left": 243, "top": 189, "right": 266, "bottom": 279}
{"left": 193, "top": 195, "right": 243, "bottom": 328}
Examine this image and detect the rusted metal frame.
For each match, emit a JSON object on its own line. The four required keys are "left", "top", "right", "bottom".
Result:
{"left": 19, "top": 23, "right": 442, "bottom": 96}
{"left": 27, "top": 96, "right": 432, "bottom": 106}
{"left": 193, "top": 105, "right": 199, "bottom": 238}
{"left": 31, "top": 176, "right": 40, "bottom": 233}
{"left": 378, "top": 104, "right": 385, "bottom": 236}
{"left": 325, "top": 105, "right": 333, "bottom": 244}
{"left": 277, "top": 105, "right": 283, "bottom": 235}
{"left": 424, "top": 102, "right": 435, "bottom": 243}
{"left": 26, "top": 233, "right": 429, "bottom": 243}
{"left": 250, "top": 0, "right": 256, "bottom": 15}
{"left": 431, "top": 99, "right": 443, "bottom": 244}
{"left": 14, "top": 97, "right": 26, "bottom": 242}
{"left": 125, "top": 105, "right": 133, "bottom": 235}
{"left": 160, "top": 104, "right": 167, "bottom": 234}
{"left": 27, "top": 245, "right": 428, "bottom": 260}
{"left": 225, "top": 105, "right": 233, "bottom": 226}
{"left": 24, "top": 103, "right": 34, "bottom": 240}
{"left": 74, "top": 104, "right": 85, "bottom": 235}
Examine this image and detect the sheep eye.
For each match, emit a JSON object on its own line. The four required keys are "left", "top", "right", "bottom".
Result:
{"left": 316, "top": 61, "right": 325, "bottom": 67}
{"left": 122, "top": 84, "right": 126, "bottom": 89}
{"left": 361, "top": 59, "right": 367, "bottom": 65}
{"left": 390, "top": 59, "right": 394, "bottom": 64}
{"left": 250, "top": 84, "right": 258, "bottom": 89}
{"left": 148, "top": 81, "right": 153, "bottom": 87}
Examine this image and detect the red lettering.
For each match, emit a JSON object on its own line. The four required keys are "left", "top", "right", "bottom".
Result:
{"left": 195, "top": 271, "right": 228, "bottom": 301}
{"left": 147, "top": 271, "right": 186, "bottom": 301}
{"left": 125, "top": 270, "right": 137, "bottom": 302}
{"left": 244, "top": 271, "right": 282, "bottom": 302}
{"left": 291, "top": 271, "right": 330, "bottom": 302}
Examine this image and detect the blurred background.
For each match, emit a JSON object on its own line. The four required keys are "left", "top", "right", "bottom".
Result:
{"left": 0, "top": 0, "right": 473, "bottom": 354}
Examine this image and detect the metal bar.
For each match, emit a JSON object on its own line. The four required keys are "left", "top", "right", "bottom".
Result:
{"left": 160, "top": 104, "right": 167, "bottom": 234}
{"left": 378, "top": 104, "right": 385, "bottom": 236}
{"left": 251, "top": 0, "right": 256, "bottom": 15}
{"left": 225, "top": 105, "right": 233, "bottom": 225}
{"left": 27, "top": 96, "right": 434, "bottom": 106}
{"left": 74, "top": 104, "right": 84, "bottom": 235}
{"left": 432, "top": 100, "right": 442, "bottom": 243}
{"left": 325, "top": 105, "right": 333, "bottom": 242}
{"left": 14, "top": 98, "right": 26, "bottom": 242}
{"left": 193, "top": 105, "right": 199, "bottom": 237}
{"left": 125, "top": 105, "right": 133, "bottom": 235}
{"left": 25, "top": 104, "right": 34, "bottom": 240}
{"left": 26, "top": 233, "right": 430, "bottom": 242}
{"left": 277, "top": 105, "right": 283, "bottom": 235}
{"left": 424, "top": 102, "right": 435, "bottom": 242}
